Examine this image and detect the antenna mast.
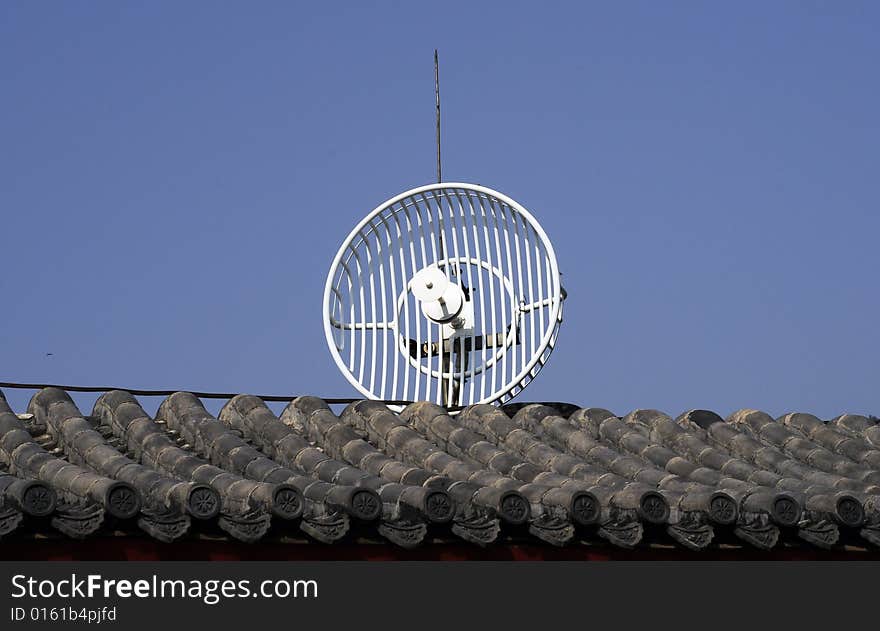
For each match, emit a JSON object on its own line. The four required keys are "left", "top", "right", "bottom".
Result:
{"left": 435, "top": 49, "right": 442, "bottom": 183}
{"left": 321, "top": 55, "right": 566, "bottom": 409}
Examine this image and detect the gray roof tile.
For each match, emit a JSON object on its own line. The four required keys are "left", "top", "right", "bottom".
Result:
{"left": 1, "top": 388, "right": 878, "bottom": 552}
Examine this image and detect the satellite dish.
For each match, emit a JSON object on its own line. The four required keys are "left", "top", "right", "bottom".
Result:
{"left": 323, "top": 183, "right": 564, "bottom": 407}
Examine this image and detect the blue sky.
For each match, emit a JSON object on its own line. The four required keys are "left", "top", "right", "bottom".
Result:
{"left": 1, "top": 2, "right": 877, "bottom": 419}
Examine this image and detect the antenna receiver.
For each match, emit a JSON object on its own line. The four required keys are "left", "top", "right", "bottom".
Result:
{"left": 323, "top": 183, "right": 565, "bottom": 408}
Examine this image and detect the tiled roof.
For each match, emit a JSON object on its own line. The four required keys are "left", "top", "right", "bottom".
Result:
{"left": 1, "top": 387, "right": 879, "bottom": 553}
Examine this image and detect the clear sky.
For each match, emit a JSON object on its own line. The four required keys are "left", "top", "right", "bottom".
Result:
{"left": 1, "top": 2, "right": 877, "bottom": 420}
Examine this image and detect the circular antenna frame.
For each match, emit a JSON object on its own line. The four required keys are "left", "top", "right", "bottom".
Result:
{"left": 323, "top": 183, "right": 564, "bottom": 407}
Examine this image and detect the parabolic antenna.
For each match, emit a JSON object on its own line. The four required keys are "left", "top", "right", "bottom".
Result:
{"left": 323, "top": 183, "right": 564, "bottom": 407}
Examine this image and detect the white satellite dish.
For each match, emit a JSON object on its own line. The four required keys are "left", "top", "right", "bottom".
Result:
{"left": 323, "top": 183, "right": 564, "bottom": 407}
